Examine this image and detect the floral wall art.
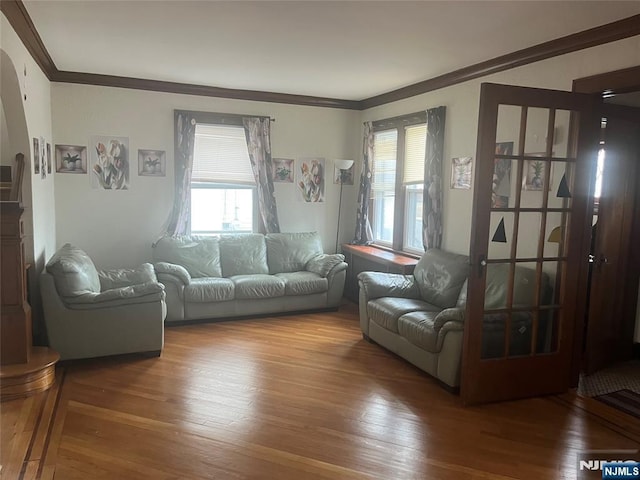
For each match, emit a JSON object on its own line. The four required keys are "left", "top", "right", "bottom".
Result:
{"left": 492, "top": 142, "right": 513, "bottom": 208}
{"left": 296, "top": 157, "right": 325, "bottom": 202}
{"left": 33, "top": 137, "right": 40, "bottom": 175}
{"left": 272, "top": 158, "right": 294, "bottom": 183}
{"left": 56, "top": 144, "right": 87, "bottom": 173}
{"left": 138, "top": 149, "right": 166, "bottom": 176}
{"left": 450, "top": 156, "right": 472, "bottom": 189}
{"left": 90, "top": 136, "right": 129, "bottom": 190}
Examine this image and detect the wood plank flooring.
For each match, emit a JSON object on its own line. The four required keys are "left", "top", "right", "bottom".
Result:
{"left": 2, "top": 302, "right": 639, "bottom": 479}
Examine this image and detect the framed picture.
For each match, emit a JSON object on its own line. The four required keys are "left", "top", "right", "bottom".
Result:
{"left": 90, "top": 135, "right": 129, "bottom": 190}
{"left": 523, "top": 154, "right": 550, "bottom": 191}
{"left": 33, "top": 137, "right": 40, "bottom": 175}
{"left": 450, "top": 157, "right": 472, "bottom": 189}
{"left": 55, "top": 144, "right": 87, "bottom": 173}
{"left": 46, "top": 143, "right": 52, "bottom": 174}
{"left": 138, "top": 149, "right": 166, "bottom": 176}
{"left": 492, "top": 142, "right": 513, "bottom": 208}
{"left": 296, "top": 157, "right": 325, "bottom": 202}
{"left": 272, "top": 158, "right": 294, "bottom": 183}
{"left": 333, "top": 163, "right": 354, "bottom": 185}
{"left": 40, "top": 137, "right": 46, "bottom": 179}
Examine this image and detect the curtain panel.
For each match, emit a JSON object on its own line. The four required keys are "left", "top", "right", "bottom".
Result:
{"left": 164, "top": 111, "right": 197, "bottom": 237}
{"left": 422, "top": 106, "right": 446, "bottom": 250}
{"left": 242, "top": 117, "right": 281, "bottom": 234}
{"left": 352, "top": 122, "right": 374, "bottom": 245}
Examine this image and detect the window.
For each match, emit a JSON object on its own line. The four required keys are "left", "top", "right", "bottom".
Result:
{"left": 191, "top": 123, "right": 256, "bottom": 234}
{"left": 370, "top": 112, "right": 427, "bottom": 253}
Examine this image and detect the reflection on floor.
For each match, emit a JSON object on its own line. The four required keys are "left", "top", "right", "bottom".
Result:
{"left": 578, "top": 360, "right": 640, "bottom": 397}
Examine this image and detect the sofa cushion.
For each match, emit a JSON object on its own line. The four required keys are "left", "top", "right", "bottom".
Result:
{"left": 265, "top": 232, "right": 323, "bottom": 274}
{"left": 231, "top": 275, "right": 285, "bottom": 299}
{"left": 184, "top": 278, "right": 235, "bottom": 303}
{"left": 398, "top": 311, "right": 440, "bottom": 353}
{"left": 484, "top": 264, "right": 550, "bottom": 309}
{"left": 275, "top": 272, "right": 328, "bottom": 296}
{"left": 413, "top": 248, "right": 469, "bottom": 309}
{"left": 306, "top": 254, "right": 345, "bottom": 277}
{"left": 99, "top": 263, "right": 157, "bottom": 291}
{"left": 219, "top": 234, "right": 269, "bottom": 276}
{"left": 46, "top": 243, "right": 101, "bottom": 297}
{"left": 368, "top": 297, "right": 439, "bottom": 333}
{"left": 153, "top": 236, "right": 222, "bottom": 278}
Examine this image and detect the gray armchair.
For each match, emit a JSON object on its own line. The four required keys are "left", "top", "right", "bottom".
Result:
{"left": 41, "top": 244, "right": 167, "bottom": 360}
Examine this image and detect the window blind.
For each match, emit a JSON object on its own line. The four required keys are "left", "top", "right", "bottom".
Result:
{"left": 403, "top": 124, "right": 427, "bottom": 185}
{"left": 371, "top": 129, "right": 397, "bottom": 192}
{"left": 192, "top": 124, "right": 254, "bottom": 184}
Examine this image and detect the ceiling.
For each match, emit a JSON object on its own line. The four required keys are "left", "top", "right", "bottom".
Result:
{"left": 22, "top": 1, "right": 640, "bottom": 101}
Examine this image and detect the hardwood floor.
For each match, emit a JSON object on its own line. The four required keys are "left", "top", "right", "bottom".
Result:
{"left": 2, "top": 302, "right": 639, "bottom": 479}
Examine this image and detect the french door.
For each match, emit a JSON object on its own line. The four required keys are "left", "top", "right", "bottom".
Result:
{"left": 461, "top": 83, "right": 601, "bottom": 405}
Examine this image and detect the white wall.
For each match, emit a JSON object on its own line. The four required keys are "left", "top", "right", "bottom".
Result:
{"left": 51, "top": 84, "right": 360, "bottom": 268}
{"left": 361, "top": 36, "right": 640, "bottom": 256}
{"left": 2, "top": 12, "right": 56, "bottom": 339}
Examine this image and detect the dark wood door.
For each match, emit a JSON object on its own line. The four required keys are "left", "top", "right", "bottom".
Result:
{"left": 584, "top": 106, "right": 640, "bottom": 374}
{"left": 461, "top": 83, "right": 601, "bottom": 405}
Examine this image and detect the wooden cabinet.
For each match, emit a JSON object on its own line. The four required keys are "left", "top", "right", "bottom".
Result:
{"left": 341, "top": 244, "right": 419, "bottom": 302}
{"left": 1, "top": 202, "right": 31, "bottom": 365}
{"left": 1, "top": 202, "right": 58, "bottom": 400}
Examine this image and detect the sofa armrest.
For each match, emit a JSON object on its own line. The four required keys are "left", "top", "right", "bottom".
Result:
{"left": 434, "top": 307, "right": 465, "bottom": 330}
{"left": 357, "top": 271, "right": 419, "bottom": 300}
{"left": 306, "top": 254, "right": 347, "bottom": 278}
{"left": 98, "top": 263, "right": 157, "bottom": 290}
{"left": 64, "top": 282, "right": 166, "bottom": 310}
{"left": 154, "top": 262, "right": 191, "bottom": 285}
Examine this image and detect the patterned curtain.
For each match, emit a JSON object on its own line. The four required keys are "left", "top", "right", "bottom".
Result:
{"left": 352, "top": 122, "right": 374, "bottom": 244}
{"left": 164, "top": 112, "right": 196, "bottom": 236}
{"left": 422, "top": 106, "right": 446, "bottom": 250}
{"left": 243, "top": 117, "right": 280, "bottom": 233}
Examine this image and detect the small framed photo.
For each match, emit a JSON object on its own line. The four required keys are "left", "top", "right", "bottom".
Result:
{"left": 523, "top": 154, "right": 550, "bottom": 191}
{"left": 40, "top": 137, "right": 46, "bottom": 179}
{"left": 46, "top": 143, "right": 52, "bottom": 174}
{"left": 272, "top": 158, "right": 294, "bottom": 183}
{"left": 333, "top": 164, "right": 354, "bottom": 185}
{"left": 33, "top": 137, "right": 40, "bottom": 175}
{"left": 55, "top": 144, "right": 87, "bottom": 173}
{"left": 138, "top": 149, "right": 166, "bottom": 176}
{"left": 451, "top": 157, "right": 472, "bottom": 189}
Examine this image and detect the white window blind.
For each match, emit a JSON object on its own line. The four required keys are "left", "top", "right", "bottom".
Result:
{"left": 371, "top": 129, "right": 397, "bottom": 192}
{"left": 403, "top": 124, "right": 427, "bottom": 185}
{"left": 193, "top": 124, "right": 254, "bottom": 184}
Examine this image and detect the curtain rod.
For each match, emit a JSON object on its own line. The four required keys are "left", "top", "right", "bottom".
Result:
{"left": 174, "top": 109, "right": 275, "bottom": 123}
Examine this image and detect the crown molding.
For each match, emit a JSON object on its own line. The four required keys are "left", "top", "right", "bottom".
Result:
{"left": 572, "top": 65, "right": 640, "bottom": 95}
{"left": 51, "top": 70, "right": 362, "bottom": 110}
{"left": 0, "top": 0, "right": 57, "bottom": 79}
{"left": 360, "top": 15, "right": 640, "bottom": 110}
{"left": 3, "top": 0, "right": 639, "bottom": 111}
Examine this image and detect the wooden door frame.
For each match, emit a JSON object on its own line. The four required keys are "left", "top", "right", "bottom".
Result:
{"left": 461, "top": 83, "right": 601, "bottom": 405}
{"left": 569, "top": 65, "right": 640, "bottom": 386}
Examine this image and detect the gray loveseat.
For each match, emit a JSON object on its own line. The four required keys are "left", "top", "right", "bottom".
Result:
{"left": 41, "top": 244, "right": 167, "bottom": 360}
{"left": 152, "top": 232, "right": 347, "bottom": 323}
{"left": 358, "top": 248, "right": 469, "bottom": 388}
{"left": 359, "top": 248, "right": 550, "bottom": 388}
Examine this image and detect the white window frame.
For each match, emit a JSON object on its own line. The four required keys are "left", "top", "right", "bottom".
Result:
{"left": 183, "top": 112, "right": 260, "bottom": 235}
{"left": 370, "top": 111, "right": 427, "bottom": 254}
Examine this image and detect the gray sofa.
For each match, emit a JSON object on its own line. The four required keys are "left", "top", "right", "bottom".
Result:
{"left": 152, "top": 232, "right": 347, "bottom": 323}
{"left": 358, "top": 248, "right": 550, "bottom": 388}
{"left": 41, "top": 244, "right": 167, "bottom": 361}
